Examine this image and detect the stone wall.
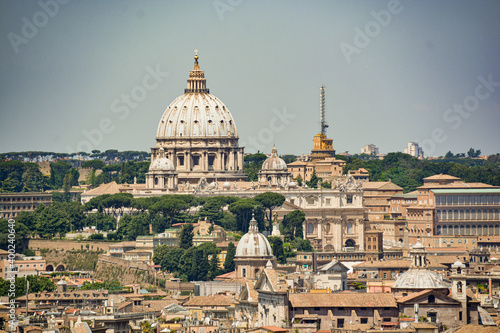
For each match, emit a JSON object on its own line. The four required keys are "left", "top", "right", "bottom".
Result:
{"left": 29, "top": 239, "right": 111, "bottom": 252}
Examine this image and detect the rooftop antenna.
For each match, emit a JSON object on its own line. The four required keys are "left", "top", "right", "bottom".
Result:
{"left": 320, "top": 85, "right": 328, "bottom": 136}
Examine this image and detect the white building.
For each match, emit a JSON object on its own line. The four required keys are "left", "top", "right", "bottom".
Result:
{"left": 361, "top": 144, "right": 379, "bottom": 155}
{"left": 404, "top": 141, "right": 424, "bottom": 158}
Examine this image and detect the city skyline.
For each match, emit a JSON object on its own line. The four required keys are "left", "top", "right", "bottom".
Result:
{"left": 1, "top": 1, "right": 499, "bottom": 157}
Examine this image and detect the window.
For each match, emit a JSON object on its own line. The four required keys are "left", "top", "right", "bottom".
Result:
{"left": 347, "top": 195, "right": 353, "bottom": 204}
{"left": 192, "top": 155, "right": 200, "bottom": 166}
{"left": 360, "top": 318, "right": 368, "bottom": 324}
{"left": 178, "top": 156, "right": 184, "bottom": 166}
{"left": 337, "top": 319, "right": 344, "bottom": 328}
{"left": 428, "top": 295, "right": 435, "bottom": 303}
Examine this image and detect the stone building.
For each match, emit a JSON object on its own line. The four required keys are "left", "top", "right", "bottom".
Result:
{"left": 258, "top": 146, "right": 291, "bottom": 187}
{"left": 147, "top": 53, "right": 246, "bottom": 185}
{"left": 0, "top": 192, "right": 52, "bottom": 219}
{"left": 234, "top": 216, "right": 275, "bottom": 280}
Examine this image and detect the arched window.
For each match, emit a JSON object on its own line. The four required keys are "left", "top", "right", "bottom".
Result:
{"left": 466, "top": 210, "right": 470, "bottom": 220}
{"left": 345, "top": 239, "right": 356, "bottom": 247}
{"left": 454, "top": 225, "right": 459, "bottom": 235}
{"left": 471, "top": 210, "right": 476, "bottom": 220}
{"left": 347, "top": 223, "right": 353, "bottom": 234}
{"left": 308, "top": 223, "right": 314, "bottom": 234}
{"left": 460, "top": 225, "right": 465, "bottom": 235}
{"left": 466, "top": 225, "right": 471, "bottom": 235}
{"left": 448, "top": 210, "right": 453, "bottom": 219}
{"left": 436, "top": 210, "right": 441, "bottom": 220}
{"left": 460, "top": 210, "right": 465, "bottom": 220}
{"left": 436, "top": 226, "right": 441, "bottom": 235}
{"left": 454, "top": 210, "right": 459, "bottom": 219}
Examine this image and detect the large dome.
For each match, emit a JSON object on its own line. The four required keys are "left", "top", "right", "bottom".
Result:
{"left": 156, "top": 93, "right": 238, "bottom": 139}
{"left": 156, "top": 54, "right": 238, "bottom": 140}
{"left": 236, "top": 217, "right": 273, "bottom": 257}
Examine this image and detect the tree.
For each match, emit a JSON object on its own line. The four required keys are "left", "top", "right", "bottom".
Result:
{"left": 101, "top": 193, "right": 133, "bottom": 218}
{"left": 86, "top": 212, "right": 116, "bottom": 232}
{"left": 179, "top": 223, "right": 194, "bottom": 249}
{"left": 150, "top": 198, "right": 189, "bottom": 225}
{"left": 254, "top": 192, "right": 286, "bottom": 230}
{"left": 82, "top": 160, "right": 105, "bottom": 169}
{"left": 49, "top": 161, "right": 72, "bottom": 188}
{"left": 228, "top": 199, "right": 263, "bottom": 232}
{"left": 306, "top": 171, "right": 321, "bottom": 188}
{"left": 281, "top": 210, "right": 305, "bottom": 240}
{"left": 467, "top": 148, "right": 481, "bottom": 158}
{"left": 224, "top": 242, "right": 236, "bottom": 272}
{"left": 35, "top": 204, "right": 70, "bottom": 238}
{"left": 444, "top": 151, "right": 454, "bottom": 159}
{"left": 268, "top": 236, "right": 285, "bottom": 264}
{"left": 0, "top": 219, "right": 29, "bottom": 253}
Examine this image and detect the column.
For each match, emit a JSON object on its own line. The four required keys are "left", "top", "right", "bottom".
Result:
{"left": 186, "top": 152, "right": 191, "bottom": 171}
{"left": 238, "top": 150, "right": 244, "bottom": 171}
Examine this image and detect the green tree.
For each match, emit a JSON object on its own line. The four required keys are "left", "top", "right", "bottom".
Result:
{"left": 254, "top": 192, "right": 286, "bottom": 230}
{"left": 467, "top": 148, "right": 481, "bottom": 158}
{"left": 281, "top": 210, "right": 305, "bottom": 240}
{"left": 179, "top": 223, "right": 194, "bottom": 249}
{"left": 0, "top": 219, "right": 29, "bottom": 253}
{"left": 35, "top": 204, "right": 70, "bottom": 238}
{"left": 82, "top": 160, "right": 106, "bottom": 169}
{"left": 49, "top": 161, "right": 72, "bottom": 188}
{"left": 268, "top": 236, "right": 285, "bottom": 264}
{"left": 224, "top": 242, "right": 236, "bottom": 272}
{"left": 306, "top": 171, "right": 321, "bottom": 188}
{"left": 150, "top": 198, "right": 189, "bottom": 225}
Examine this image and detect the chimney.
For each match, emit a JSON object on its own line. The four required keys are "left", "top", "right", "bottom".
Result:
{"left": 489, "top": 278, "right": 492, "bottom": 299}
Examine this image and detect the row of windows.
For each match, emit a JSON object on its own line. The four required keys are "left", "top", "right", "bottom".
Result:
{"left": 391, "top": 199, "right": 417, "bottom": 204}
{"left": 437, "top": 224, "right": 500, "bottom": 236}
{"left": 436, "top": 194, "right": 500, "bottom": 206}
{"left": 0, "top": 197, "right": 50, "bottom": 202}
{"left": 436, "top": 209, "right": 500, "bottom": 221}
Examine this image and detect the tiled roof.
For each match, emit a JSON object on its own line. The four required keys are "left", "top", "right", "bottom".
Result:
{"left": 424, "top": 174, "right": 460, "bottom": 181}
{"left": 353, "top": 259, "right": 411, "bottom": 269}
{"left": 260, "top": 326, "right": 288, "bottom": 332}
{"left": 453, "top": 324, "right": 500, "bottom": 333}
{"left": 363, "top": 181, "right": 403, "bottom": 191}
{"left": 83, "top": 181, "right": 121, "bottom": 195}
{"left": 288, "top": 293, "right": 397, "bottom": 308}
{"left": 183, "top": 294, "right": 236, "bottom": 307}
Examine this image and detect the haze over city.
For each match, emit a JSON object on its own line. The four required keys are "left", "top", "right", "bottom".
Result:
{"left": 1, "top": 0, "right": 499, "bottom": 156}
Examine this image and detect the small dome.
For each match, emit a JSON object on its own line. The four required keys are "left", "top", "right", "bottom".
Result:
{"left": 392, "top": 269, "right": 449, "bottom": 290}
{"left": 289, "top": 181, "right": 297, "bottom": 188}
{"left": 149, "top": 148, "right": 175, "bottom": 172}
{"left": 261, "top": 145, "right": 287, "bottom": 171}
{"left": 57, "top": 280, "right": 67, "bottom": 285}
{"left": 235, "top": 216, "right": 273, "bottom": 257}
{"left": 452, "top": 259, "right": 466, "bottom": 268}
{"left": 209, "top": 181, "right": 216, "bottom": 189}
{"left": 223, "top": 181, "right": 231, "bottom": 189}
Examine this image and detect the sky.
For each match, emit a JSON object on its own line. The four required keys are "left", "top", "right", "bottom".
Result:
{"left": 1, "top": 0, "right": 499, "bottom": 157}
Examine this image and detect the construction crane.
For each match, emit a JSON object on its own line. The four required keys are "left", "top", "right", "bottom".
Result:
{"left": 320, "top": 85, "right": 329, "bottom": 136}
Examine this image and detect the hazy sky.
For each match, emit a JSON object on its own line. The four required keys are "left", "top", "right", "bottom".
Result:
{"left": 1, "top": 0, "right": 499, "bottom": 157}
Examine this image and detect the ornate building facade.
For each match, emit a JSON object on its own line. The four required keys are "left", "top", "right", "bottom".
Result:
{"left": 147, "top": 54, "right": 246, "bottom": 187}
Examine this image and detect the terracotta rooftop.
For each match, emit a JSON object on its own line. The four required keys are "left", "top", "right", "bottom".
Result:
{"left": 183, "top": 294, "right": 237, "bottom": 307}
{"left": 363, "top": 181, "right": 403, "bottom": 191}
{"left": 260, "top": 326, "right": 288, "bottom": 332}
{"left": 289, "top": 293, "right": 397, "bottom": 308}
{"left": 424, "top": 174, "right": 461, "bottom": 181}
{"left": 83, "top": 181, "right": 121, "bottom": 196}
{"left": 453, "top": 324, "right": 500, "bottom": 333}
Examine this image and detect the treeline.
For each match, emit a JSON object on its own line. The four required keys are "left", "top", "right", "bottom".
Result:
{"left": 0, "top": 159, "right": 150, "bottom": 194}
{"left": 0, "top": 192, "right": 306, "bottom": 251}
{"left": 342, "top": 152, "right": 500, "bottom": 193}
{"left": 0, "top": 275, "right": 55, "bottom": 299}
{"left": 0, "top": 150, "right": 150, "bottom": 164}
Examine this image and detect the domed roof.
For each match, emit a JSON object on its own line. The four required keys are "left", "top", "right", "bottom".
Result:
{"left": 261, "top": 146, "right": 287, "bottom": 171}
{"left": 149, "top": 148, "right": 174, "bottom": 172}
{"left": 392, "top": 269, "right": 449, "bottom": 290}
{"left": 156, "top": 55, "right": 238, "bottom": 139}
{"left": 235, "top": 216, "right": 273, "bottom": 257}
